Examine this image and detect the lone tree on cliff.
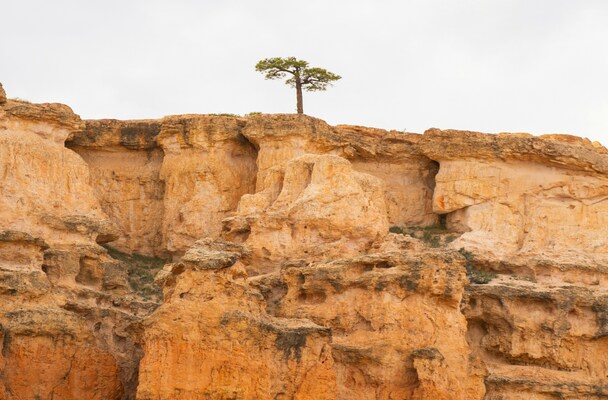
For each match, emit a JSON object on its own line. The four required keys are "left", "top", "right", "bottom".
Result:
{"left": 255, "top": 57, "right": 341, "bottom": 114}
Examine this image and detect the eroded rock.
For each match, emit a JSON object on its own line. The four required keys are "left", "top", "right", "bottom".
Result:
{"left": 0, "top": 101, "right": 159, "bottom": 400}
{"left": 2, "top": 97, "right": 608, "bottom": 400}
{"left": 270, "top": 247, "right": 486, "bottom": 399}
{"left": 135, "top": 240, "right": 336, "bottom": 399}
{"left": 0, "top": 83, "right": 6, "bottom": 104}
{"left": 225, "top": 153, "right": 389, "bottom": 274}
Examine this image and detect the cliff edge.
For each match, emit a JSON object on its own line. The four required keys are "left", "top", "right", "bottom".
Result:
{"left": 1, "top": 91, "right": 607, "bottom": 399}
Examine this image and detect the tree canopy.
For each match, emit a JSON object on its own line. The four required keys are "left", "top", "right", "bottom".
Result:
{"left": 255, "top": 57, "right": 341, "bottom": 114}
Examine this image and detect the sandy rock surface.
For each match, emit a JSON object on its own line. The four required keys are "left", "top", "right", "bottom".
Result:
{"left": 2, "top": 94, "right": 608, "bottom": 399}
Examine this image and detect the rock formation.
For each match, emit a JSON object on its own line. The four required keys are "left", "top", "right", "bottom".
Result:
{"left": 0, "top": 97, "right": 157, "bottom": 400}
{"left": 225, "top": 153, "right": 389, "bottom": 274}
{"left": 0, "top": 83, "right": 6, "bottom": 105}
{"left": 66, "top": 116, "right": 257, "bottom": 258}
{"left": 1, "top": 87, "right": 607, "bottom": 399}
{"left": 135, "top": 239, "right": 337, "bottom": 400}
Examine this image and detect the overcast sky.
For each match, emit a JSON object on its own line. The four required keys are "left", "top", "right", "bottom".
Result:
{"left": 1, "top": 0, "right": 607, "bottom": 145}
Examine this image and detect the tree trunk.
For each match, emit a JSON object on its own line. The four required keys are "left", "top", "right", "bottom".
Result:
{"left": 295, "top": 75, "right": 303, "bottom": 114}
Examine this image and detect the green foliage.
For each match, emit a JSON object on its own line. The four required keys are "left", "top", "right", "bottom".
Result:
{"left": 246, "top": 111, "right": 262, "bottom": 116}
{"left": 390, "top": 224, "right": 449, "bottom": 248}
{"left": 255, "top": 57, "right": 341, "bottom": 91}
{"left": 286, "top": 67, "right": 341, "bottom": 91}
{"left": 459, "top": 248, "right": 496, "bottom": 284}
{"left": 255, "top": 57, "right": 341, "bottom": 113}
{"left": 389, "top": 226, "right": 405, "bottom": 234}
{"left": 255, "top": 57, "right": 342, "bottom": 92}
{"left": 445, "top": 234, "right": 457, "bottom": 243}
{"left": 104, "top": 246, "right": 166, "bottom": 301}
{"left": 421, "top": 230, "right": 441, "bottom": 248}
{"left": 419, "top": 224, "right": 448, "bottom": 234}
{"left": 256, "top": 57, "right": 308, "bottom": 80}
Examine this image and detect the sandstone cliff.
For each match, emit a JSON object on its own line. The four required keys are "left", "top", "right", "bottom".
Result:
{"left": 0, "top": 98, "right": 155, "bottom": 400}
{"left": 1, "top": 88, "right": 608, "bottom": 399}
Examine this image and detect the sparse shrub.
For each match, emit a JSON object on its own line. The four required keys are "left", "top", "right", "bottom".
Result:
{"left": 390, "top": 224, "right": 451, "bottom": 248}
{"left": 509, "top": 275, "right": 537, "bottom": 283}
{"left": 421, "top": 224, "right": 447, "bottom": 234}
{"left": 389, "top": 226, "right": 405, "bottom": 234}
{"left": 104, "top": 246, "right": 166, "bottom": 300}
{"left": 468, "top": 269, "right": 496, "bottom": 284}
{"left": 422, "top": 230, "right": 441, "bottom": 248}
{"left": 459, "top": 248, "right": 496, "bottom": 284}
{"left": 209, "top": 113, "right": 241, "bottom": 117}
{"left": 246, "top": 111, "right": 262, "bottom": 116}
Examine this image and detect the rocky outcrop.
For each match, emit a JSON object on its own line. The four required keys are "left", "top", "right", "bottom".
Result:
{"left": 0, "top": 100, "right": 117, "bottom": 247}
{"left": 0, "top": 83, "right": 6, "bottom": 104}
{"left": 225, "top": 153, "right": 389, "bottom": 274}
{"left": 243, "top": 115, "right": 439, "bottom": 227}
{"left": 66, "top": 119, "right": 165, "bottom": 257}
{"left": 424, "top": 129, "right": 608, "bottom": 263}
{"left": 136, "top": 236, "right": 485, "bottom": 399}
{"left": 0, "top": 98, "right": 159, "bottom": 400}
{"left": 67, "top": 116, "right": 258, "bottom": 258}
{"left": 464, "top": 276, "right": 608, "bottom": 399}
{"left": 3, "top": 90, "right": 608, "bottom": 400}
{"left": 0, "top": 227, "right": 141, "bottom": 400}
{"left": 418, "top": 128, "right": 608, "bottom": 399}
{"left": 67, "top": 114, "right": 438, "bottom": 259}
{"left": 156, "top": 116, "right": 257, "bottom": 257}
{"left": 135, "top": 240, "right": 336, "bottom": 400}
{"left": 266, "top": 236, "right": 486, "bottom": 399}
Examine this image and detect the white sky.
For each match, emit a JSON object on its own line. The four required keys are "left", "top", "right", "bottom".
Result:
{"left": 1, "top": 0, "right": 607, "bottom": 145}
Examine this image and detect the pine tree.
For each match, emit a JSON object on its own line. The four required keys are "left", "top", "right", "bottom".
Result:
{"left": 255, "top": 57, "right": 341, "bottom": 114}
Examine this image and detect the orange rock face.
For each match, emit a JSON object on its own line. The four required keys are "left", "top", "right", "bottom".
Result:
{"left": 0, "top": 99, "right": 157, "bottom": 400}
{"left": 135, "top": 240, "right": 337, "bottom": 400}
{"left": 67, "top": 116, "right": 257, "bottom": 258}
{"left": 2, "top": 90, "right": 608, "bottom": 399}
{"left": 271, "top": 241, "right": 485, "bottom": 399}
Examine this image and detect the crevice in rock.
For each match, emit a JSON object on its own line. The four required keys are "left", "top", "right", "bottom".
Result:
{"left": 427, "top": 159, "right": 440, "bottom": 192}
{"left": 234, "top": 129, "right": 259, "bottom": 197}
{"left": 1, "top": 327, "right": 11, "bottom": 358}
{"left": 75, "top": 256, "right": 102, "bottom": 288}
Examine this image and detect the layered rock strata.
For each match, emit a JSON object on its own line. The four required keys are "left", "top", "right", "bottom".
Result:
{"left": 267, "top": 236, "right": 486, "bottom": 399}
{"left": 67, "top": 116, "right": 258, "bottom": 258}
{"left": 67, "top": 114, "right": 439, "bottom": 258}
{"left": 0, "top": 99, "right": 158, "bottom": 400}
{"left": 2, "top": 89, "right": 608, "bottom": 399}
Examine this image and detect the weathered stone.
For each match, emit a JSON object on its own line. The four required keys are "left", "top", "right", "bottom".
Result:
{"left": 225, "top": 153, "right": 389, "bottom": 274}
{"left": 136, "top": 240, "right": 337, "bottom": 399}
{"left": 271, "top": 249, "right": 485, "bottom": 399}
{"left": 0, "top": 82, "right": 6, "bottom": 104}
{"left": 0, "top": 100, "right": 157, "bottom": 400}
{"left": 2, "top": 96, "right": 608, "bottom": 400}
